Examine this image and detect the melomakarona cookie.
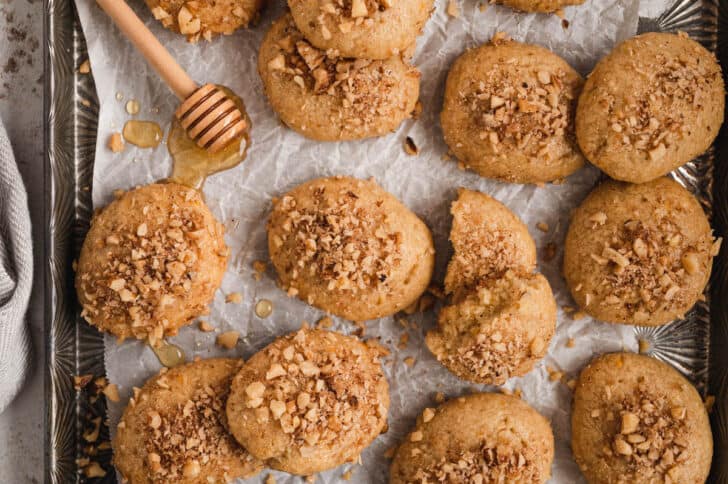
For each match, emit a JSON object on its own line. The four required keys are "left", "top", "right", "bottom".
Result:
{"left": 144, "top": 0, "right": 263, "bottom": 42}
{"left": 226, "top": 328, "right": 389, "bottom": 475}
{"left": 288, "top": 0, "right": 433, "bottom": 59}
{"left": 576, "top": 32, "right": 724, "bottom": 183}
{"left": 441, "top": 35, "right": 585, "bottom": 184}
{"left": 258, "top": 14, "right": 420, "bottom": 141}
{"left": 390, "top": 393, "right": 555, "bottom": 483}
{"left": 267, "top": 176, "right": 434, "bottom": 321}
{"left": 113, "top": 358, "right": 263, "bottom": 483}
{"left": 76, "top": 183, "right": 228, "bottom": 343}
{"left": 572, "top": 353, "right": 712, "bottom": 483}
{"left": 563, "top": 177, "right": 718, "bottom": 326}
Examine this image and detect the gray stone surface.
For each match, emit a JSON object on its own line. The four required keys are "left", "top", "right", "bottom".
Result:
{"left": 0, "top": 0, "right": 45, "bottom": 481}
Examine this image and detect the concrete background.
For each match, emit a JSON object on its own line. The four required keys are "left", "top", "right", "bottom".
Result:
{"left": 0, "top": 0, "right": 45, "bottom": 481}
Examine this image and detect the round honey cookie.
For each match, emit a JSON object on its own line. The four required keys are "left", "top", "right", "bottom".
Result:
{"left": 113, "top": 358, "right": 264, "bottom": 484}
{"left": 497, "top": 0, "right": 584, "bottom": 12}
{"left": 288, "top": 0, "right": 433, "bottom": 59}
{"left": 390, "top": 393, "right": 555, "bottom": 483}
{"left": 563, "top": 178, "right": 717, "bottom": 326}
{"left": 267, "top": 176, "right": 435, "bottom": 322}
{"left": 258, "top": 14, "right": 421, "bottom": 141}
{"left": 444, "top": 188, "right": 537, "bottom": 297}
{"left": 572, "top": 353, "right": 712, "bottom": 484}
{"left": 144, "top": 0, "right": 263, "bottom": 42}
{"left": 226, "top": 328, "right": 389, "bottom": 475}
{"left": 76, "top": 183, "right": 228, "bottom": 343}
{"left": 427, "top": 271, "right": 556, "bottom": 385}
{"left": 441, "top": 35, "right": 585, "bottom": 184}
{"left": 576, "top": 32, "right": 725, "bottom": 184}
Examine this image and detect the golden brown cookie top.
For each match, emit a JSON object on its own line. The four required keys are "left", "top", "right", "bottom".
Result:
{"left": 76, "top": 183, "right": 228, "bottom": 342}
{"left": 572, "top": 353, "right": 712, "bottom": 483}
{"left": 226, "top": 328, "right": 389, "bottom": 474}
{"left": 113, "top": 359, "right": 263, "bottom": 484}
{"left": 390, "top": 393, "right": 554, "bottom": 484}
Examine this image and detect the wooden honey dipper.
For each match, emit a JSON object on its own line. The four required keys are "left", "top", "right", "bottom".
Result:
{"left": 96, "top": 0, "right": 247, "bottom": 153}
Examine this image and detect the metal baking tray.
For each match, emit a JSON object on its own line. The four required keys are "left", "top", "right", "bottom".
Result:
{"left": 44, "top": 0, "right": 728, "bottom": 481}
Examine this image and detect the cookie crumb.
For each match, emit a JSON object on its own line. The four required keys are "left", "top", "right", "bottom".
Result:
{"left": 446, "top": 0, "right": 460, "bottom": 17}
{"left": 102, "top": 383, "right": 120, "bottom": 402}
{"left": 434, "top": 392, "right": 446, "bottom": 403}
{"left": 217, "top": 331, "right": 240, "bottom": 349}
{"left": 638, "top": 338, "right": 650, "bottom": 354}
{"left": 198, "top": 320, "right": 215, "bottom": 332}
{"left": 78, "top": 59, "right": 90, "bottom": 74}
{"left": 536, "top": 222, "right": 549, "bottom": 233}
{"left": 404, "top": 356, "right": 415, "bottom": 367}
{"left": 316, "top": 316, "right": 333, "bottom": 328}
{"left": 107, "top": 133, "right": 124, "bottom": 153}
{"left": 225, "top": 292, "right": 243, "bottom": 304}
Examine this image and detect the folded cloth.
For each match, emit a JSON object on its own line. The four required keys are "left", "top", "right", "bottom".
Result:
{"left": 0, "top": 116, "right": 33, "bottom": 414}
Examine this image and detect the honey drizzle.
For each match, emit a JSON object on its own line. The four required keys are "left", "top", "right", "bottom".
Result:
{"left": 150, "top": 340, "right": 186, "bottom": 368}
{"left": 123, "top": 120, "right": 163, "bottom": 148}
{"left": 167, "top": 87, "right": 251, "bottom": 189}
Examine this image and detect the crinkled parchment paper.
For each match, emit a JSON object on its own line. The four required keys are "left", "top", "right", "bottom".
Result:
{"left": 74, "top": 0, "right": 643, "bottom": 481}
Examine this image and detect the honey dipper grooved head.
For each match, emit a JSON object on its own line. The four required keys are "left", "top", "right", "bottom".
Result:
{"left": 175, "top": 84, "right": 248, "bottom": 153}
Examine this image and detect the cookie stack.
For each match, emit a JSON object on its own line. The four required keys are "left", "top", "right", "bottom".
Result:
{"left": 258, "top": 0, "right": 434, "bottom": 141}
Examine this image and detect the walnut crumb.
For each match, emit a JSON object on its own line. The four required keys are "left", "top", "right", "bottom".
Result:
{"left": 217, "top": 331, "right": 240, "bottom": 349}
{"left": 107, "top": 133, "right": 124, "bottom": 153}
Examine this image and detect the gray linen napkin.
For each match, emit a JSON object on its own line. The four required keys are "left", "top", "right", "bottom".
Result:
{"left": 0, "top": 116, "right": 33, "bottom": 414}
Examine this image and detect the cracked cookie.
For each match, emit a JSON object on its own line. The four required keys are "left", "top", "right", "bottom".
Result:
{"left": 76, "top": 183, "right": 228, "bottom": 343}
{"left": 267, "top": 176, "right": 435, "bottom": 321}
{"left": 441, "top": 35, "right": 585, "bottom": 184}
{"left": 258, "top": 14, "right": 421, "bottom": 141}
{"left": 427, "top": 189, "right": 556, "bottom": 385}
{"left": 563, "top": 178, "right": 719, "bottom": 326}
{"left": 390, "top": 393, "right": 554, "bottom": 483}
{"left": 576, "top": 32, "right": 724, "bottom": 183}
{"left": 225, "top": 328, "right": 389, "bottom": 474}
{"left": 572, "top": 353, "right": 712, "bottom": 484}
{"left": 113, "top": 358, "right": 263, "bottom": 483}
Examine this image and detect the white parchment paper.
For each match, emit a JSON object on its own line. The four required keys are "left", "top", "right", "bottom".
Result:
{"left": 74, "top": 0, "right": 646, "bottom": 481}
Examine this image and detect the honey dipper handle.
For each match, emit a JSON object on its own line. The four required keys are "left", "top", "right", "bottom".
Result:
{"left": 95, "top": 0, "right": 198, "bottom": 100}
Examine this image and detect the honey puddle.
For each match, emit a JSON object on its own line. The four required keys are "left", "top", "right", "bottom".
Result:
{"left": 167, "top": 87, "right": 251, "bottom": 189}
{"left": 255, "top": 299, "right": 273, "bottom": 318}
{"left": 150, "top": 340, "right": 186, "bottom": 368}
{"left": 123, "top": 120, "right": 163, "bottom": 148}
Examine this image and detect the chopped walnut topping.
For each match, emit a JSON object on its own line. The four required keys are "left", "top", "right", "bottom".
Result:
{"left": 217, "top": 331, "right": 240, "bottom": 349}
{"left": 268, "top": 18, "right": 412, "bottom": 133}
{"left": 412, "top": 440, "right": 540, "bottom": 483}
{"left": 318, "top": 0, "right": 389, "bottom": 23}
{"left": 460, "top": 46, "right": 580, "bottom": 163}
{"left": 240, "top": 329, "right": 387, "bottom": 451}
{"left": 606, "top": 51, "right": 721, "bottom": 156}
{"left": 271, "top": 181, "right": 403, "bottom": 295}
{"left": 587, "top": 217, "right": 712, "bottom": 318}
{"left": 595, "top": 382, "right": 691, "bottom": 481}
{"left": 143, "top": 383, "right": 250, "bottom": 481}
